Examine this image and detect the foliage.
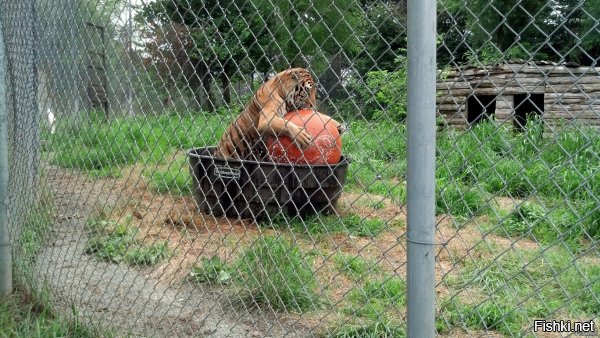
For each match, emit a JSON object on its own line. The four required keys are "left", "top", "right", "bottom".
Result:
{"left": 438, "top": 0, "right": 600, "bottom": 65}
{"left": 353, "top": 1, "right": 407, "bottom": 74}
{"left": 85, "top": 218, "right": 171, "bottom": 266}
{"left": 190, "top": 256, "right": 233, "bottom": 285}
{"left": 346, "top": 58, "right": 407, "bottom": 122}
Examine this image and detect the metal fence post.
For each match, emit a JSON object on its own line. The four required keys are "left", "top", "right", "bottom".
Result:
{"left": 407, "top": 0, "right": 436, "bottom": 336}
{"left": 0, "top": 14, "right": 12, "bottom": 297}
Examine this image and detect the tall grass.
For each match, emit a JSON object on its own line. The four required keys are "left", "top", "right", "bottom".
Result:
{"left": 0, "top": 289, "right": 105, "bottom": 338}
{"left": 436, "top": 120, "right": 600, "bottom": 245}
{"left": 49, "top": 113, "right": 226, "bottom": 175}
{"left": 235, "top": 236, "right": 321, "bottom": 312}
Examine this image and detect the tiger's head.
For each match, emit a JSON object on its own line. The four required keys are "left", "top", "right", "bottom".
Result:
{"left": 273, "top": 68, "right": 317, "bottom": 111}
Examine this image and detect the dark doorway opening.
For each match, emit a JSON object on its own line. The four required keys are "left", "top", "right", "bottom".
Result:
{"left": 467, "top": 95, "right": 496, "bottom": 125}
{"left": 514, "top": 93, "right": 544, "bottom": 131}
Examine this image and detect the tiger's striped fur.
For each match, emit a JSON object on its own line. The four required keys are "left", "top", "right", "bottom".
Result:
{"left": 214, "top": 68, "right": 317, "bottom": 160}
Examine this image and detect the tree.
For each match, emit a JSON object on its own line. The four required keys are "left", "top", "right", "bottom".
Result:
{"left": 353, "top": 1, "right": 407, "bottom": 74}
{"left": 578, "top": 0, "right": 600, "bottom": 64}
{"left": 468, "top": 0, "right": 552, "bottom": 59}
{"left": 140, "top": 0, "right": 273, "bottom": 109}
{"left": 437, "top": 0, "right": 470, "bottom": 66}
{"left": 140, "top": 0, "right": 364, "bottom": 107}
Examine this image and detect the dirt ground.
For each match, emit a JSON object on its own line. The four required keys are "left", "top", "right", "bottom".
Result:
{"left": 33, "top": 163, "right": 547, "bottom": 337}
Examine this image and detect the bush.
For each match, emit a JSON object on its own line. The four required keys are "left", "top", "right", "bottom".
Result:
{"left": 345, "top": 64, "right": 407, "bottom": 121}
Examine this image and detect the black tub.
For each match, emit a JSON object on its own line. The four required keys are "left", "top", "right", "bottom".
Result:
{"left": 188, "top": 147, "right": 349, "bottom": 220}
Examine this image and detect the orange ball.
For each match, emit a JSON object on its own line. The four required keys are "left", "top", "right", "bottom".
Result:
{"left": 267, "top": 109, "right": 343, "bottom": 165}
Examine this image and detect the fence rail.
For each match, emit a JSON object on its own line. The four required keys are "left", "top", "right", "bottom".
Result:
{"left": 1, "top": 0, "right": 599, "bottom": 337}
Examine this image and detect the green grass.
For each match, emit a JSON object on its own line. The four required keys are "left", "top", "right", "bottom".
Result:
{"left": 48, "top": 113, "right": 226, "bottom": 177}
{"left": 342, "top": 121, "right": 406, "bottom": 204}
{"left": 344, "top": 277, "right": 406, "bottom": 321}
{"left": 0, "top": 289, "right": 105, "bottom": 338}
{"left": 438, "top": 299, "right": 526, "bottom": 336}
{"left": 267, "top": 214, "right": 388, "bottom": 237}
{"left": 437, "top": 120, "right": 600, "bottom": 203}
{"left": 84, "top": 217, "right": 171, "bottom": 266}
{"left": 334, "top": 254, "right": 380, "bottom": 280}
{"left": 144, "top": 156, "right": 193, "bottom": 195}
{"left": 235, "top": 236, "right": 321, "bottom": 312}
{"left": 495, "top": 201, "right": 547, "bottom": 238}
{"left": 435, "top": 120, "right": 600, "bottom": 246}
{"left": 486, "top": 200, "right": 593, "bottom": 250}
{"left": 436, "top": 180, "right": 487, "bottom": 217}
{"left": 442, "top": 246, "right": 600, "bottom": 335}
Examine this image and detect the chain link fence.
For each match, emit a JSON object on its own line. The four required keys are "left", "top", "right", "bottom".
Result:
{"left": 1, "top": 0, "right": 599, "bottom": 336}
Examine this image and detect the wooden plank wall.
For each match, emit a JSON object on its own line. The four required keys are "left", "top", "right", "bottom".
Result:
{"left": 437, "top": 63, "right": 600, "bottom": 129}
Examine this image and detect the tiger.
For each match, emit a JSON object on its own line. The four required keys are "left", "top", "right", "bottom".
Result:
{"left": 214, "top": 67, "right": 338, "bottom": 160}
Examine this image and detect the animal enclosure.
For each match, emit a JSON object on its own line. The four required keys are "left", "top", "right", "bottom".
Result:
{"left": 1, "top": 0, "right": 600, "bottom": 337}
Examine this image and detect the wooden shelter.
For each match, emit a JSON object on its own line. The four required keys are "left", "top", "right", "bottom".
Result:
{"left": 436, "top": 61, "right": 600, "bottom": 129}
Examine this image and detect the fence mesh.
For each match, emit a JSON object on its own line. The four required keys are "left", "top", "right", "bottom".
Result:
{"left": 2, "top": 0, "right": 600, "bottom": 336}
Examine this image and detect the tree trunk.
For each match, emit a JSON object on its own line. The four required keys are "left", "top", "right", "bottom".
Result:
{"left": 201, "top": 68, "right": 214, "bottom": 112}
{"left": 191, "top": 61, "right": 215, "bottom": 112}
{"left": 221, "top": 72, "right": 231, "bottom": 105}
{"left": 322, "top": 52, "right": 347, "bottom": 102}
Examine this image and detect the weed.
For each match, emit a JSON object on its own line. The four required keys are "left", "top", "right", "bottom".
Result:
{"left": 496, "top": 201, "right": 546, "bottom": 238}
{"left": 235, "top": 236, "right": 321, "bottom": 312}
{"left": 48, "top": 114, "right": 225, "bottom": 177}
{"left": 334, "top": 254, "right": 379, "bottom": 279}
{"left": 452, "top": 246, "right": 600, "bottom": 328}
{"left": 125, "top": 241, "right": 171, "bottom": 266}
{"left": 581, "top": 200, "right": 600, "bottom": 240}
{"left": 353, "top": 278, "right": 405, "bottom": 304}
{"left": 84, "top": 218, "right": 170, "bottom": 266}
{"left": 190, "top": 256, "right": 233, "bottom": 285}
{"left": 370, "top": 201, "right": 386, "bottom": 210}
